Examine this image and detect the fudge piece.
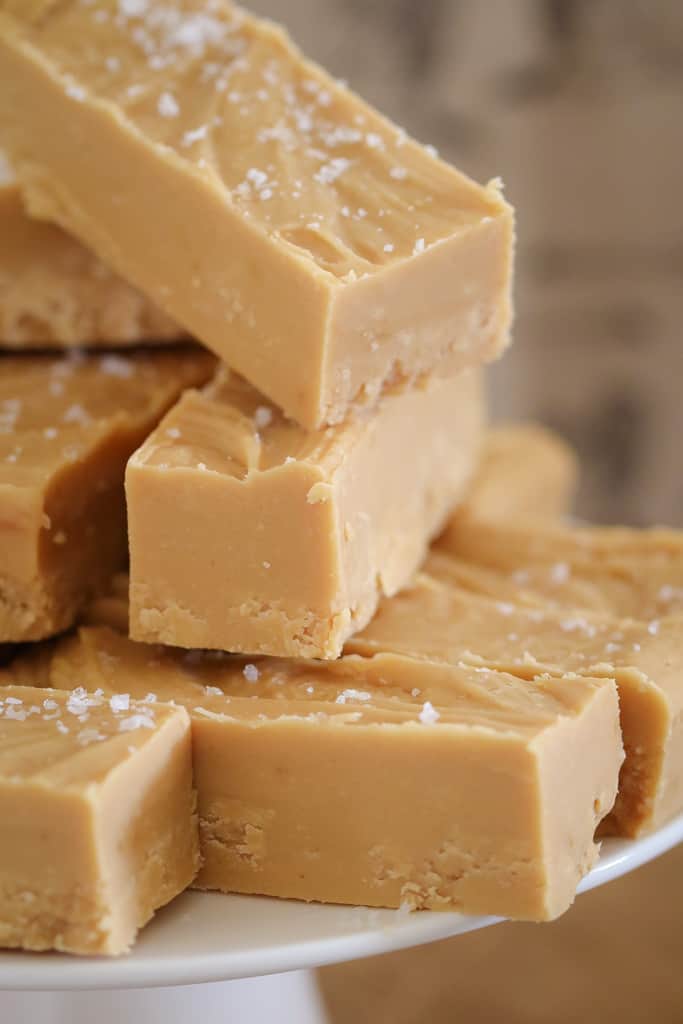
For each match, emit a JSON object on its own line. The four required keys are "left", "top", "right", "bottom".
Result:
{"left": 443, "top": 423, "right": 578, "bottom": 530}
{"left": 0, "top": 155, "right": 183, "bottom": 348}
{"left": 437, "top": 520, "right": 683, "bottom": 620}
{"left": 13, "top": 624, "right": 621, "bottom": 922}
{"left": 0, "top": 685, "right": 198, "bottom": 955}
{"left": 0, "top": 346, "right": 214, "bottom": 641}
{"left": 350, "top": 569, "right": 683, "bottom": 835}
{"left": 126, "top": 367, "right": 483, "bottom": 659}
{"left": 0, "top": 1, "right": 513, "bottom": 428}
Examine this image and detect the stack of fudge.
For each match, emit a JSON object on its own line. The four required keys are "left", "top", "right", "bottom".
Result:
{"left": 0, "top": 1, "right": 680, "bottom": 958}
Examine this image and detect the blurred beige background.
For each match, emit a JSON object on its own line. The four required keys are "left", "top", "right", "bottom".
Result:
{"left": 247, "top": 2, "right": 683, "bottom": 1020}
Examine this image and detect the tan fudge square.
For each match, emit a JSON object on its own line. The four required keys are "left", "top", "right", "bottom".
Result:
{"left": 0, "top": 346, "right": 215, "bottom": 641}
{"left": 0, "top": 1, "right": 513, "bottom": 427}
{"left": 17, "top": 622, "right": 623, "bottom": 923}
{"left": 352, "top": 560, "right": 683, "bottom": 836}
{"left": 0, "top": 685, "right": 198, "bottom": 955}
{"left": 126, "top": 368, "right": 483, "bottom": 659}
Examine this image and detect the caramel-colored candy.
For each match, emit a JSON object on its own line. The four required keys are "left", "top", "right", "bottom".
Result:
{"left": 127, "top": 368, "right": 483, "bottom": 658}
{"left": 0, "top": 161, "right": 183, "bottom": 348}
{"left": 0, "top": 685, "right": 197, "bottom": 955}
{"left": 10, "top": 622, "right": 622, "bottom": 922}
{"left": 352, "top": 564, "right": 683, "bottom": 836}
{"left": 0, "top": 1, "right": 513, "bottom": 427}
{"left": 0, "top": 346, "right": 214, "bottom": 641}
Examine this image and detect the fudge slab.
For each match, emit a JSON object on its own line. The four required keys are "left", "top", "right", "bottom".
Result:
{"left": 350, "top": 569, "right": 683, "bottom": 836}
{"left": 0, "top": 154, "right": 183, "bottom": 348}
{"left": 9, "top": 625, "right": 622, "bottom": 922}
{"left": 0, "top": 1, "right": 513, "bottom": 428}
{"left": 437, "top": 520, "right": 683, "bottom": 620}
{"left": 127, "top": 367, "right": 483, "bottom": 659}
{"left": 443, "top": 423, "right": 578, "bottom": 531}
{"left": 0, "top": 685, "right": 198, "bottom": 955}
{"left": 0, "top": 346, "right": 214, "bottom": 641}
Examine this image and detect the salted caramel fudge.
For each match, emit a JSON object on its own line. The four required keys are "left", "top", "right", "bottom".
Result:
{"left": 0, "top": 1, "right": 513, "bottom": 428}
{"left": 127, "top": 368, "right": 483, "bottom": 659}
{"left": 0, "top": 346, "right": 214, "bottom": 641}
{"left": 351, "top": 569, "right": 683, "bottom": 835}
{"left": 14, "top": 624, "right": 621, "bottom": 922}
{"left": 0, "top": 155, "right": 183, "bottom": 348}
{"left": 0, "top": 685, "right": 198, "bottom": 955}
{"left": 446, "top": 424, "right": 578, "bottom": 528}
{"left": 438, "top": 520, "right": 683, "bottom": 620}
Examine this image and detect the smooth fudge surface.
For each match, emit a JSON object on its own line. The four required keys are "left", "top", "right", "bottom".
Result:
{"left": 11, "top": 623, "right": 621, "bottom": 922}
{"left": 352, "top": 560, "right": 683, "bottom": 836}
{"left": 0, "top": 155, "right": 183, "bottom": 348}
{"left": 127, "top": 367, "right": 483, "bottom": 659}
{"left": 0, "top": 0, "right": 513, "bottom": 427}
{"left": 0, "top": 685, "right": 198, "bottom": 955}
{"left": 0, "top": 346, "right": 214, "bottom": 641}
{"left": 438, "top": 520, "right": 683, "bottom": 621}
{"left": 443, "top": 423, "right": 578, "bottom": 530}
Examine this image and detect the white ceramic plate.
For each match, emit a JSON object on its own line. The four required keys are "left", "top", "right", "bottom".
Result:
{"left": 1, "top": 812, "right": 682, "bottom": 991}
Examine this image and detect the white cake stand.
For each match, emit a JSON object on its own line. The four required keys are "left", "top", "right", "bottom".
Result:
{"left": 2, "top": 813, "right": 682, "bottom": 1024}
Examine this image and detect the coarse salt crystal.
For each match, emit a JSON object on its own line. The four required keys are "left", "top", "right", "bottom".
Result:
{"left": 648, "top": 620, "right": 660, "bottom": 636}
{"left": 413, "top": 238, "right": 426, "bottom": 255}
{"left": 243, "top": 663, "right": 260, "bottom": 683}
{"left": 166, "top": 427, "right": 181, "bottom": 439}
{"left": 335, "top": 689, "right": 371, "bottom": 704}
{"left": 119, "top": 0, "right": 148, "bottom": 16}
{"left": 110, "top": 693, "right": 131, "bottom": 712}
{"left": 419, "top": 701, "right": 440, "bottom": 725}
{"left": 254, "top": 405, "right": 273, "bottom": 430}
{"left": 390, "top": 166, "right": 407, "bottom": 180}
{"left": 119, "top": 713, "right": 155, "bottom": 732}
{"left": 100, "top": 355, "right": 133, "bottom": 378}
{"left": 182, "top": 125, "right": 208, "bottom": 148}
{"left": 158, "top": 91, "right": 180, "bottom": 118}
{"left": 314, "top": 157, "right": 351, "bottom": 186}
{"left": 550, "top": 562, "right": 570, "bottom": 584}
{"left": 383, "top": 243, "right": 394, "bottom": 253}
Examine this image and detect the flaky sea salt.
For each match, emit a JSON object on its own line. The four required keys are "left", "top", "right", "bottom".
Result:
{"left": 243, "top": 663, "right": 260, "bottom": 683}
{"left": 550, "top": 562, "right": 570, "bottom": 584}
{"left": 419, "top": 701, "right": 440, "bottom": 725}
{"left": 158, "top": 91, "right": 180, "bottom": 117}
{"left": 119, "top": 713, "right": 155, "bottom": 732}
{"left": 110, "top": 693, "right": 131, "bottom": 712}
{"left": 413, "top": 238, "right": 426, "bottom": 255}
{"left": 335, "top": 689, "right": 371, "bottom": 704}
{"left": 253, "top": 403, "right": 272, "bottom": 428}
{"left": 100, "top": 355, "right": 133, "bottom": 378}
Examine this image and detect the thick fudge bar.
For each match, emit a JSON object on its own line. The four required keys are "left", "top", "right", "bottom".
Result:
{"left": 0, "top": 346, "right": 214, "bottom": 641}
{"left": 11, "top": 624, "right": 621, "bottom": 922}
{"left": 127, "top": 368, "right": 483, "bottom": 659}
{"left": 351, "top": 565, "right": 683, "bottom": 835}
{"left": 0, "top": 685, "right": 197, "bottom": 955}
{"left": 0, "top": 154, "right": 183, "bottom": 348}
{"left": 0, "top": 1, "right": 513, "bottom": 427}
